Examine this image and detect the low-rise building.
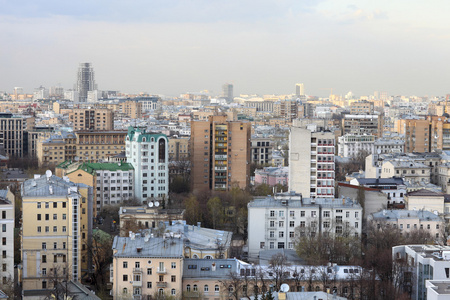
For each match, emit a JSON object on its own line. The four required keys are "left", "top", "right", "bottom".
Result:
{"left": 247, "top": 192, "right": 362, "bottom": 261}
{"left": 111, "top": 235, "right": 184, "bottom": 299}
{"left": 254, "top": 167, "right": 288, "bottom": 186}
{"left": 251, "top": 137, "right": 273, "bottom": 165}
{"left": 337, "top": 134, "right": 375, "bottom": 158}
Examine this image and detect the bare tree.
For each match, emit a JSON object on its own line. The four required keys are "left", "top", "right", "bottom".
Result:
{"left": 268, "top": 253, "right": 291, "bottom": 291}
{"left": 219, "top": 271, "right": 245, "bottom": 300}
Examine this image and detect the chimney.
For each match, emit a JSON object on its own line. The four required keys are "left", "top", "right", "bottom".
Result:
{"left": 197, "top": 222, "right": 201, "bottom": 229}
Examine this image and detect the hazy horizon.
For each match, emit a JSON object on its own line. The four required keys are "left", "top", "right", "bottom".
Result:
{"left": 1, "top": 0, "right": 450, "bottom": 97}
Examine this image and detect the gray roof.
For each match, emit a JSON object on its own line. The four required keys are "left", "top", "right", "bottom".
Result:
{"left": 357, "top": 177, "right": 404, "bottom": 186}
{"left": 249, "top": 193, "right": 361, "bottom": 210}
{"left": 371, "top": 209, "right": 442, "bottom": 221}
{"left": 258, "top": 249, "right": 304, "bottom": 266}
{"left": 0, "top": 290, "right": 7, "bottom": 299}
{"left": 0, "top": 190, "right": 8, "bottom": 200}
{"left": 183, "top": 258, "right": 248, "bottom": 279}
{"left": 113, "top": 236, "right": 184, "bottom": 258}
{"left": 22, "top": 174, "right": 89, "bottom": 197}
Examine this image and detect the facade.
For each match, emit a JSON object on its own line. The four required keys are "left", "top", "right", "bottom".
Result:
{"left": 250, "top": 137, "right": 273, "bottom": 165}
{"left": 380, "top": 160, "right": 430, "bottom": 184}
{"left": 190, "top": 115, "right": 251, "bottom": 192}
{"left": 121, "top": 101, "right": 143, "bottom": 119}
{"left": 36, "top": 132, "right": 76, "bottom": 167}
{"left": 254, "top": 167, "right": 288, "bottom": 186}
{"left": 76, "top": 63, "right": 96, "bottom": 103}
{"left": 374, "top": 137, "right": 405, "bottom": 154}
{"left": 403, "top": 116, "right": 450, "bottom": 153}
{"left": 247, "top": 192, "right": 362, "bottom": 261}
{"left": 368, "top": 210, "right": 443, "bottom": 240}
{"left": 69, "top": 108, "right": 114, "bottom": 131}
{"left": 168, "top": 137, "right": 189, "bottom": 161}
{"left": 75, "top": 130, "right": 127, "bottom": 162}
{"left": 0, "top": 112, "right": 25, "bottom": 158}
{"left": 295, "top": 83, "right": 304, "bottom": 97}
{"left": 273, "top": 100, "right": 299, "bottom": 122}
{"left": 342, "top": 114, "right": 383, "bottom": 137}
{"left": 27, "top": 126, "right": 54, "bottom": 158}
{"left": 0, "top": 189, "right": 15, "bottom": 285}
{"left": 111, "top": 235, "right": 184, "bottom": 300}
{"left": 21, "top": 174, "right": 94, "bottom": 294}
{"left": 405, "top": 189, "right": 445, "bottom": 215}
{"left": 392, "top": 245, "right": 450, "bottom": 300}
{"left": 222, "top": 83, "right": 233, "bottom": 103}
{"left": 62, "top": 162, "right": 135, "bottom": 214}
{"left": 337, "top": 134, "right": 375, "bottom": 158}
{"left": 126, "top": 127, "right": 169, "bottom": 202}
{"left": 289, "top": 126, "right": 336, "bottom": 198}
{"left": 349, "top": 100, "right": 374, "bottom": 115}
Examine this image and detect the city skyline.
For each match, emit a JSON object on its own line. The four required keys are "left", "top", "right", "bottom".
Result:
{"left": 1, "top": 0, "right": 450, "bottom": 97}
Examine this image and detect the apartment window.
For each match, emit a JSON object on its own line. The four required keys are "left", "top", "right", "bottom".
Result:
{"left": 290, "top": 211, "right": 294, "bottom": 217}
{"left": 53, "top": 226, "right": 57, "bottom": 232}
{"left": 37, "top": 226, "right": 41, "bottom": 233}
{"left": 147, "top": 268, "right": 152, "bottom": 275}
{"left": 53, "top": 214, "right": 57, "bottom": 220}
{"left": 63, "top": 203, "right": 66, "bottom": 208}
{"left": 300, "top": 211, "right": 305, "bottom": 217}
{"left": 147, "top": 282, "right": 152, "bottom": 288}
{"left": 279, "top": 211, "right": 284, "bottom": 217}
{"left": 289, "top": 231, "right": 295, "bottom": 238}
{"left": 63, "top": 214, "right": 66, "bottom": 220}
{"left": 171, "top": 262, "right": 176, "bottom": 269}
{"left": 355, "top": 222, "right": 359, "bottom": 228}
{"left": 279, "top": 221, "right": 284, "bottom": 227}
{"left": 270, "top": 231, "right": 274, "bottom": 238}
{"left": 37, "top": 214, "right": 41, "bottom": 221}
{"left": 300, "top": 221, "right": 306, "bottom": 227}
{"left": 123, "top": 275, "right": 128, "bottom": 281}
{"left": 323, "top": 211, "right": 330, "bottom": 217}
{"left": 45, "top": 214, "right": 49, "bottom": 220}
{"left": 1, "top": 224, "right": 5, "bottom": 233}
{"left": 260, "top": 242, "right": 265, "bottom": 249}
{"left": 159, "top": 275, "right": 164, "bottom": 282}
{"left": 45, "top": 202, "right": 49, "bottom": 208}
{"left": 42, "top": 242, "right": 46, "bottom": 249}
{"left": 62, "top": 226, "right": 66, "bottom": 232}
{"left": 63, "top": 242, "right": 66, "bottom": 249}
{"left": 204, "top": 285, "right": 209, "bottom": 292}
{"left": 53, "top": 242, "right": 57, "bottom": 249}
{"left": 171, "top": 275, "right": 176, "bottom": 282}
{"left": 37, "top": 202, "right": 41, "bottom": 209}
{"left": 279, "top": 231, "right": 284, "bottom": 238}
{"left": 42, "top": 255, "right": 47, "bottom": 263}
{"left": 290, "top": 221, "right": 295, "bottom": 227}
{"left": 53, "top": 202, "right": 57, "bottom": 208}
{"left": 215, "top": 285, "right": 220, "bottom": 292}
{"left": 270, "top": 221, "right": 275, "bottom": 227}
{"left": 123, "top": 262, "right": 128, "bottom": 268}
{"left": 311, "top": 211, "right": 316, "bottom": 218}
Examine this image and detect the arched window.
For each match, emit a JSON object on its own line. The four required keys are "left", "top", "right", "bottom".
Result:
{"left": 142, "top": 137, "right": 146, "bottom": 142}
{"left": 192, "top": 254, "right": 199, "bottom": 259}
{"left": 215, "top": 285, "right": 219, "bottom": 292}
{"left": 186, "top": 285, "right": 191, "bottom": 292}
{"left": 229, "top": 285, "right": 233, "bottom": 292}
{"left": 204, "top": 255, "right": 212, "bottom": 259}
{"left": 171, "top": 289, "right": 176, "bottom": 296}
{"left": 204, "top": 285, "right": 209, "bottom": 292}
{"left": 123, "top": 288, "right": 128, "bottom": 294}
{"left": 315, "top": 286, "right": 320, "bottom": 292}
{"left": 193, "top": 285, "right": 198, "bottom": 292}
{"left": 158, "top": 289, "right": 164, "bottom": 296}
{"left": 158, "top": 138, "right": 166, "bottom": 162}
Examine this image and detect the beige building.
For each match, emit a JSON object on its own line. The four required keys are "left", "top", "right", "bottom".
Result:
{"left": 342, "top": 114, "right": 384, "bottom": 137}
{"left": 368, "top": 209, "right": 443, "bottom": 240}
{"left": 405, "top": 189, "right": 445, "bottom": 215}
{"left": 75, "top": 130, "right": 127, "bottom": 162}
{"left": 190, "top": 115, "right": 251, "bottom": 192}
{"left": 27, "top": 126, "right": 54, "bottom": 158}
{"left": 69, "top": 108, "right": 114, "bottom": 131}
{"left": 21, "top": 173, "right": 94, "bottom": 295}
{"left": 349, "top": 100, "right": 374, "bottom": 114}
{"left": 36, "top": 132, "right": 77, "bottom": 167}
{"left": 380, "top": 160, "right": 430, "bottom": 184}
{"left": 111, "top": 236, "right": 184, "bottom": 299}
{"left": 168, "top": 137, "right": 189, "bottom": 161}
{"left": 403, "top": 116, "right": 450, "bottom": 153}
{"left": 121, "top": 101, "right": 142, "bottom": 119}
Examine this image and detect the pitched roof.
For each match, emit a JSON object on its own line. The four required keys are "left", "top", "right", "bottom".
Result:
{"left": 407, "top": 189, "right": 444, "bottom": 197}
{"left": 67, "top": 162, "right": 134, "bottom": 176}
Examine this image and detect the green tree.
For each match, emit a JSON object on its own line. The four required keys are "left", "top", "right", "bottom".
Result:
{"left": 207, "top": 196, "right": 224, "bottom": 229}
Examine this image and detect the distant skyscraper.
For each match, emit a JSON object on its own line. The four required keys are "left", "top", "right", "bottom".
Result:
{"left": 76, "top": 63, "right": 96, "bottom": 103}
{"left": 222, "top": 83, "right": 233, "bottom": 103}
{"left": 295, "top": 83, "right": 305, "bottom": 98}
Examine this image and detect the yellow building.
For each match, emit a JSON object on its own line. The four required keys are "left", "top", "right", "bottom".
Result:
{"left": 21, "top": 173, "right": 94, "bottom": 294}
{"left": 168, "top": 137, "right": 189, "bottom": 161}
{"left": 75, "top": 130, "right": 127, "bottom": 162}
{"left": 36, "top": 131, "right": 76, "bottom": 167}
{"left": 111, "top": 235, "right": 184, "bottom": 299}
{"left": 69, "top": 108, "right": 114, "bottom": 131}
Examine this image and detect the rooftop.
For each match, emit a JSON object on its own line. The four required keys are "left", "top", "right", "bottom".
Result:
{"left": 182, "top": 258, "right": 247, "bottom": 279}
{"left": 22, "top": 173, "right": 89, "bottom": 197}
{"left": 67, "top": 162, "right": 134, "bottom": 176}
{"left": 112, "top": 236, "right": 184, "bottom": 258}
{"left": 370, "top": 209, "right": 442, "bottom": 221}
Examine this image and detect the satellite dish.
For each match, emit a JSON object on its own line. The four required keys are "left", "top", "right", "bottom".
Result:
{"left": 45, "top": 170, "right": 52, "bottom": 178}
{"left": 148, "top": 202, "right": 154, "bottom": 208}
{"left": 154, "top": 201, "right": 160, "bottom": 207}
{"left": 280, "top": 284, "right": 289, "bottom": 293}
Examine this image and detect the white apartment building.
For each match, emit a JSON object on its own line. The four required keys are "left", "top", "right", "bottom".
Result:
{"left": 247, "top": 192, "right": 362, "bottom": 261}
{"left": 337, "top": 134, "right": 375, "bottom": 158}
{"left": 289, "top": 125, "right": 336, "bottom": 198}
{"left": 126, "top": 127, "right": 169, "bottom": 202}
{"left": 374, "top": 137, "right": 405, "bottom": 154}
{"left": 393, "top": 245, "right": 450, "bottom": 300}
{"left": 0, "top": 189, "right": 14, "bottom": 285}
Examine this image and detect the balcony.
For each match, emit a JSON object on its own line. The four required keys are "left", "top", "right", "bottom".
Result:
{"left": 157, "top": 267, "right": 167, "bottom": 274}
{"left": 157, "top": 282, "right": 168, "bottom": 288}
{"left": 133, "top": 268, "right": 142, "bottom": 273}
{"left": 214, "top": 166, "right": 227, "bottom": 171}
{"left": 215, "top": 155, "right": 227, "bottom": 160}
{"left": 132, "top": 280, "right": 142, "bottom": 287}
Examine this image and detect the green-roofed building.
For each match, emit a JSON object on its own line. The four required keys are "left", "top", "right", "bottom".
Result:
{"left": 59, "top": 161, "right": 135, "bottom": 213}
{"left": 125, "top": 127, "right": 169, "bottom": 202}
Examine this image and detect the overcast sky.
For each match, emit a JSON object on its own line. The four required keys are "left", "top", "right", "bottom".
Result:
{"left": 1, "top": 0, "right": 449, "bottom": 97}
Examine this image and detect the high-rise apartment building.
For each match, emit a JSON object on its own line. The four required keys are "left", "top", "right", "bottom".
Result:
{"left": 0, "top": 112, "right": 26, "bottom": 158}
{"left": 289, "top": 125, "right": 336, "bottom": 198}
{"left": 76, "top": 63, "right": 96, "bottom": 103}
{"left": 21, "top": 173, "right": 94, "bottom": 294}
{"left": 190, "top": 115, "right": 251, "bottom": 192}
{"left": 69, "top": 108, "right": 114, "bottom": 131}
{"left": 295, "top": 83, "right": 305, "bottom": 97}
{"left": 403, "top": 116, "right": 450, "bottom": 153}
{"left": 0, "top": 189, "right": 15, "bottom": 285}
{"left": 222, "top": 83, "right": 233, "bottom": 103}
{"left": 126, "top": 127, "right": 169, "bottom": 202}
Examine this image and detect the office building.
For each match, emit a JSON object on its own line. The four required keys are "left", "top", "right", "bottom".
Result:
{"left": 190, "top": 115, "right": 251, "bottom": 192}
{"left": 0, "top": 189, "right": 15, "bottom": 285}
{"left": 247, "top": 192, "right": 362, "bottom": 261}
{"left": 126, "top": 127, "right": 169, "bottom": 202}
{"left": 289, "top": 125, "right": 336, "bottom": 198}
{"left": 250, "top": 136, "right": 273, "bottom": 165}
{"left": 21, "top": 173, "right": 94, "bottom": 294}
{"left": 222, "top": 83, "right": 233, "bottom": 103}
{"left": 0, "top": 112, "right": 26, "bottom": 158}
{"left": 69, "top": 108, "right": 114, "bottom": 131}
{"left": 76, "top": 63, "right": 96, "bottom": 103}
{"left": 295, "top": 83, "right": 304, "bottom": 97}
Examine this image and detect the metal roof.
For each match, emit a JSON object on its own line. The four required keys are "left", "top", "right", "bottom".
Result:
{"left": 113, "top": 236, "right": 184, "bottom": 258}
